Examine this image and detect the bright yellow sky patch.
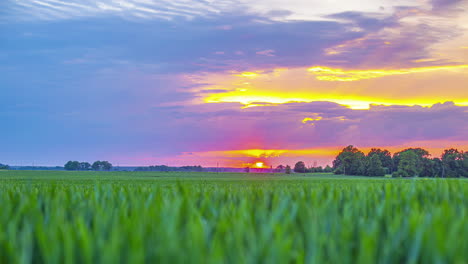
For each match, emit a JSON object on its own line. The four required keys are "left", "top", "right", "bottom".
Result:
{"left": 307, "top": 65, "right": 468, "bottom": 81}
{"left": 234, "top": 72, "right": 261, "bottom": 78}
{"left": 203, "top": 91, "right": 466, "bottom": 110}
{"left": 255, "top": 162, "right": 264, "bottom": 168}
{"left": 302, "top": 116, "right": 323, "bottom": 123}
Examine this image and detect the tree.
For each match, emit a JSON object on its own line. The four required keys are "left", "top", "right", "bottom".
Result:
{"left": 0, "top": 163, "right": 9, "bottom": 170}
{"left": 441, "top": 149, "right": 467, "bottom": 178}
{"left": 244, "top": 167, "right": 250, "bottom": 173}
{"left": 92, "top": 161, "right": 101, "bottom": 171}
{"left": 368, "top": 148, "right": 393, "bottom": 173}
{"left": 294, "top": 161, "right": 307, "bottom": 173}
{"left": 64, "top": 161, "right": 80, "bottom": 171}
{"left": 80, "top": 162, "right": 91, "bottom": 171}
{"left": 393, "top": 148, "right": 430, "bottom": 173}
{"left": 393, "top": 151, "right": 420, "bottom": 177}
{"left": 285, "top": 165, "right": 292, "bottom": 174}
{"left": 420, "top": 158, "right": 436, "bottom": 177}
{"left": 462, "top": 152, "right": 468, "bottom": 178}
{"left": 102, "top": 161, "right": 112, "bottom": 171}
{"left": 333, "top": 145, "right": 366, "bottom": 175}
{"left": 430, "top": 158, "right": 442, "bottom": 177}
{"left": 324, "top": 165, "right": 333, "bottom": 173}
{"left": 274, "top": 165, "right": 285, "bottom": 173}
{"left": 313, "top": 166, "right": 324, "bottom": 173}
{"left": 366, "top": 155, "right": 385, "bottom": 176}
{"left": 92, "top": 161, "right": 113, "bottom": 171}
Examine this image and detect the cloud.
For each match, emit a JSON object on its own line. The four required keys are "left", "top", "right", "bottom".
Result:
{"left": 256, "top": 49, "right": 275, "bottom": 57}
{"left": 307, "top": 64, "right": 468, "bottom": 81}
{"left": 114, "top": 101, "right": 467, "bottom": 167}
{"left": 2, "top": 0, "right": 222, "bottom": 22}
{"left": 2, "top": 0, "right": 423, "bottom": 22}
{"left": 4, "top": 0, "right": 465, "bottom": 74}
{"left": 193, "top": 64, "right": 468, "bottom": 109}
{"left": 431, "top": 0, "right": 465, "bottom": 9}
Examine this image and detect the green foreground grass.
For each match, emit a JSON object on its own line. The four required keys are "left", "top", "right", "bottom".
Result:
{"left": 0, "top": 171, "right": 467, "bottom": 263}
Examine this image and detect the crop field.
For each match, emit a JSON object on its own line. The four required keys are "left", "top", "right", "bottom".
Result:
{"left": 0, "top": 171, "right": 467, "bottom": 264}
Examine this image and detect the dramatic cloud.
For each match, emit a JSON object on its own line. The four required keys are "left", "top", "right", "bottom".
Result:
{"left": 194, "top": 65, "right": 468, "bottom": 109}
{"left": 105, "top": 101, "right": 468, "bottom": 167}
{"left": 307, "top": 65, "right": 468, "bottom": 81}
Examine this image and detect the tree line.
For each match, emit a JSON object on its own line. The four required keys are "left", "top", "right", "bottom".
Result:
{"left": 291, "top": 163, "right": 334, "bottom": 174}
{"left": 0, "top": 163, "right": 9, "bottom": 170}
{"left": 64, "top": 161, "right": 113, "bottom": 171}
{"left": 327, "top": 145, "right": 467, "bottom": 177}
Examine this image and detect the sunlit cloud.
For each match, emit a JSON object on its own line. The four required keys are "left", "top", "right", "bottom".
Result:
{"left": 302, "top": 116, "right": 323, "bottom": 124}
{"left": 190, "top": 64, "right": 468, "bottom": 109}
{"left": 234, "top": 72, "right": 262, "bottom": 78}
{"left": 411, "top": 58, "right": 440, "bottom": 63}
{"left": 307, "top": 65, "right": 468, "bottom": 81}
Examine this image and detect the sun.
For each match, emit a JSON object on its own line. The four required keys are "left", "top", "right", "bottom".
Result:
{"left": 255, "top": 162, "right": 264, "bottom": 168}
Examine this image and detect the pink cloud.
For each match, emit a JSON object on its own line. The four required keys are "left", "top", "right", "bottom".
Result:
{"left": 256, "top": 49, "right": 276, "bottom": 57}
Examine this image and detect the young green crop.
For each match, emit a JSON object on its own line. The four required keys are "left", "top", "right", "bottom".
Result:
{"left": 0, "top": 171, "right": 467, "bottom": 264}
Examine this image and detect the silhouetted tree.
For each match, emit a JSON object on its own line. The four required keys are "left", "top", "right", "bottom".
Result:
{"left": 285, "top": 165, "right": 292, "bottom": 174}
{"left": 294, "top": 161, "right": 307, "bottom": 173}
{"left": 324, "top": 165, "right": 333, "bottom": 173}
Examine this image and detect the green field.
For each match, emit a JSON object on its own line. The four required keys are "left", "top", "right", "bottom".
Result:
{"left": 0, "top": 171, "right": 467, "bottom": 264}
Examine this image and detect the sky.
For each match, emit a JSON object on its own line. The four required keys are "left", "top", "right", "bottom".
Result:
{"left": 1, "top": 0, "right": 467, "bottom": 168}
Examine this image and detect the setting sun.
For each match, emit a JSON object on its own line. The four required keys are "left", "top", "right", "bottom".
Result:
{"left": 255, "top": 162, "right": 264, "bottom": 168}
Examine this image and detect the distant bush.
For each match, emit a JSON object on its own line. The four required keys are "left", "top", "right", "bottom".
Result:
{"left": 65, "top": 161, "right": 112, "bottom": 171}
{"left": 64, "top": 161, "right": 91, "bottom": 171}
{"left": 92, "top": 161, "right": 113, "bottom": 171}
